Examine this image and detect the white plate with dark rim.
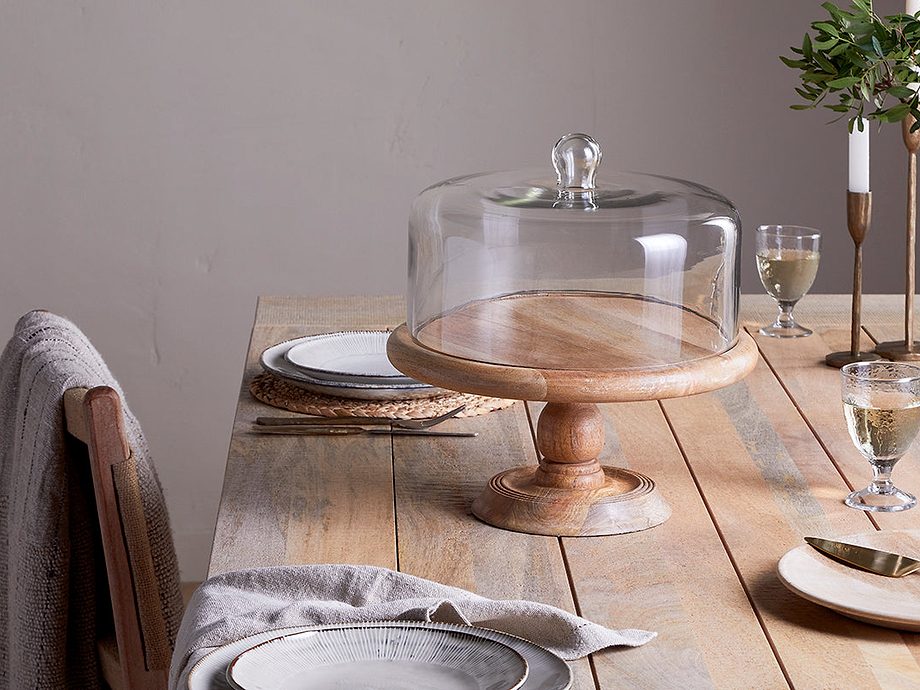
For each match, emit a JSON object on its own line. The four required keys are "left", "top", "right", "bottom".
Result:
{"left": 283, "top": 331, "right": 412, "bottom": 385}
{"left": 777, "top": 529, "right": 920, "bottom": 631}
{"left": 186, "top": 621, "right": 572, "bottom": 690}
{"left": 260, "top": 337, "right": 450, "bottom": 401}
{"left": 226, "top": 624, "right": 527, "bottom": 690}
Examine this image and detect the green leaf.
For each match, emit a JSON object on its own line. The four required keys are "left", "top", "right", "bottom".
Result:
{"left": 814, "top": 37, "right": 839, "bottom": 50}
{"left": 802, "top": 72, "right": 833, "bottom": 83}
{"left": 803, "top": 32, "right": 813, "bottom": 60}
{"left": 885, "top": 102, "right": 911, "bottom": 120}
{"left": 829, "top": 42, "right": 851, "bottom": 56}
{"left": 888, "top": 85, "right": 917, "bottom": 98}
{"left": 779, "top": 55, "right": 808, "bottom": 68}
{"left": 817, "top": 56, "right": 840, "bottom": 74}
{"left": 814, "top": 21, "right": 840, "bottom": 37}
{"left": 849, "top": 22, "right": 875, "bottom": 36}
{"left": 823, "top": 1, "right": 855, "bottom": 22}
{"left": 827, "top": 75, "right": 862, "bottom": 88}
{"left": 791, "top": 104, "right": 816, "bottom": 110}
{"left": 871, "top": 35, "right": 883, "bottom": 56}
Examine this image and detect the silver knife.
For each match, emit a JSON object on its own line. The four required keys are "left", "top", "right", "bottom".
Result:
{"left": 804, "top": 536, "right": 920, "bottom": 578}
{"left": 252, "top": 425, "right": 477, "bottom": 437}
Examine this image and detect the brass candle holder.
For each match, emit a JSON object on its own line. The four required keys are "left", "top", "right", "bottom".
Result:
{"left": 826, "top": 191, "right": 881, "bottom": 367}
{"left": 876, "top": 118, "right": 920, "bottom": 360}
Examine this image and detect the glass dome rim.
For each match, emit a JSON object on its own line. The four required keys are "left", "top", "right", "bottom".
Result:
{"left": 412, "top": 167, "right": 739, "bottom": 220}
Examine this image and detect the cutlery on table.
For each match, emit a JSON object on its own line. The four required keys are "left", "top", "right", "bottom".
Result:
{"left": 255, "top": 404, "right": 466, "bottom": 430}
{"left": 251, "top": 426, "right": 477, "bottom": 437}
{"left": 805, "top": 536, "right": 920, "bottom": 577}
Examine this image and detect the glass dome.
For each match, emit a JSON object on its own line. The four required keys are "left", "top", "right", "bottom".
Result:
{"left": 407, "top": 133, "right": 741, "bottom": 373}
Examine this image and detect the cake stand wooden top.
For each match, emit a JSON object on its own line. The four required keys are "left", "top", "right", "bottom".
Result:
{"left": 387, "top": 293, "right": 758, "bottom": 403}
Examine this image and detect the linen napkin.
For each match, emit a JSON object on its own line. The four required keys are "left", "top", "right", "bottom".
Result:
{"left": 170, "top": 564, "right": 656, "bottom": 690}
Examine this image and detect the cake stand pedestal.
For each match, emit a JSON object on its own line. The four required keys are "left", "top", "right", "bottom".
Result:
{"left": 387, "top": 298, "right": 758, "bottom": 536}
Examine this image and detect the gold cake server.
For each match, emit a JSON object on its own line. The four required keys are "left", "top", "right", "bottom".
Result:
{"left": 805, "top": 536, "right": 920, "bottom": 578}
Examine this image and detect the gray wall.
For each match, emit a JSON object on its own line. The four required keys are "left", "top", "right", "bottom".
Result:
{"left": 0, "top": 1, "right": 912, "bottom": 579}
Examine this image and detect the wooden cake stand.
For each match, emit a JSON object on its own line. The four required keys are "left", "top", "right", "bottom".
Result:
{"left": 387, "top": 292, "right": 759, "bottom": 536}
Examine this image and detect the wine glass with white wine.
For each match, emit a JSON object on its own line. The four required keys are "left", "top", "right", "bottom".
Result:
{"left": 755, "top": 225, "right": 821, "bottom": 337}
{"left": 841, "top": 361, "right": 920, "bottom": 512}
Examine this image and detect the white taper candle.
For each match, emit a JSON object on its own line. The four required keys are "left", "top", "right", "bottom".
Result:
{"left": 849, "top": 119, "right": 870, "bottom": 193}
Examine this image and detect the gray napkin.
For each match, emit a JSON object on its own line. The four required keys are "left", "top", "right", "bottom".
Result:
{"left": 170, "top": 564, "right": 655, "bottom": 690}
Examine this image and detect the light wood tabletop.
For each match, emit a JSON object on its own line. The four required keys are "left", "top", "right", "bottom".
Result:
{"left": 209, "top": 294, "right": 920, "bottom": 689}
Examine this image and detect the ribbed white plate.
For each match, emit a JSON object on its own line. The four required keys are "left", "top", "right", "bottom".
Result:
{"left": 226, "top": 624, "right": 528, "bottom": 690}
{"left": 284, "top": 331, "right": 410, "bottom": 384}
{"left": 186, "top": 621, "right": 572, "bottom": 690}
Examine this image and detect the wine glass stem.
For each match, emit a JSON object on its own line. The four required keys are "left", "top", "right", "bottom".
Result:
{"left": 775, "top": 301, "right": 797, "bottom": 328}
{"left": 870, "top": 461, "right": 897, "bottom": 495}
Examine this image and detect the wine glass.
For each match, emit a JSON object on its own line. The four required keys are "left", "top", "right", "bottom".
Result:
{"left": 841, "top": 361, "right": 920, "bottom": 512}
{"left": 755, "top": 225, "right": 821, "bottom": 337}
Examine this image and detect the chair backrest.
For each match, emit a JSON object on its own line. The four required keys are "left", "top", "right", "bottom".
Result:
{"left": 64, "top": 386, "right": 172, "bottom": 690}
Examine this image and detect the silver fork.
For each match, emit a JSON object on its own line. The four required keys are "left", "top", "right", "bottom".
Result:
{"left": 393, "top": 404, "right": 466, "bottom": 429}
{"left": 254, "top": 404, "right": 466, "bottom": 430}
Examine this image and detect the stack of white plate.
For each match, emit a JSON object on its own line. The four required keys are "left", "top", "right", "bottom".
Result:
{"left": 260, "top": 331, "right": 448, "bottom": 401}
{"left": 187, "top": 620, "right": 573, "bottom": 690}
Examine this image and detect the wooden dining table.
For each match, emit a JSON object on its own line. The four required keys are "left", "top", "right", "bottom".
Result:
{"left": 208, "top": 294, "right": 920, "bottom": 689}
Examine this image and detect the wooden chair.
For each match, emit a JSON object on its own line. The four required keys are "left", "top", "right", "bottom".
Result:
{"left": 63, "top": 385, "right": 177, "bottom": 690}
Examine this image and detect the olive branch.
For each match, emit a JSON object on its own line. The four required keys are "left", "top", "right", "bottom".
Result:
{"left": 782, "top": 0, "right": 920, "bottom": 131}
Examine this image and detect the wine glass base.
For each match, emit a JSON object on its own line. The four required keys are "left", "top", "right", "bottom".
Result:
{"left": 845, "top": 486, "right": 917, "bottom": 512}
{"left": 759, "top": 324, "right": 812, "bottom": 338}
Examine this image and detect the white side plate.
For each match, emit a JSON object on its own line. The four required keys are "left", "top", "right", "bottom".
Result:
{"left": 778, "top": 529, "right": 920, "bottom": 631}
{"left": 260, "top": 337, "right": 449, "bottom": 401}
{"left": 284, "top": 331, "right": 410, "bottom": 384}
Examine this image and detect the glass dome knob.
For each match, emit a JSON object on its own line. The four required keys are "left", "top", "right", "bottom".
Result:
{"left": 552, "top": 133, "right": 602, "bottom": 190}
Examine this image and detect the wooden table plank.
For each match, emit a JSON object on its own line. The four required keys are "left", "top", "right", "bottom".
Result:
{"left": 208, "top": 297, "right": 406, "bottom": 576}
{"left": 564, "top": 400, "right": 786, "bottom": 689}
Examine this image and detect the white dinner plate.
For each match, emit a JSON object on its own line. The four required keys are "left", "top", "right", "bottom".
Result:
{"left": 284, "top": 331, "right": 411, "bottom": 384}
{"left": 226, "top": 624, "right": 528, "bottom": 690}
{"left": 186, "top": 621, "right": 572, "bottom": 690}
{"left": 260, "top": 337, "right": 449, "bottom": 401}
{"left": 777, "top": 529, "right": 920, "bottom": 631}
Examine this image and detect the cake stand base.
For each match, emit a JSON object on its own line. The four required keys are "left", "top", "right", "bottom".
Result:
{"left": 874, "top": 341, "right": 920, "bottom": 361}
{"left": 471, "top": 465, "right": 671, "bottom": 536}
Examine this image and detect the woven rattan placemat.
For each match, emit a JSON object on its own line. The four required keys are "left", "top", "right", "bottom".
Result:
{"left": 250, "top": 372, "right": 516, "bottom": 419}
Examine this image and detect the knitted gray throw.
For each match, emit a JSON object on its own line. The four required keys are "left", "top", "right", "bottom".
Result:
{"left": 0, "top": 311, "right": 183, "bottom": 689}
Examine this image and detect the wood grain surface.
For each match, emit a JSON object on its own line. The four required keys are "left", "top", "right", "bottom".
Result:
{"left": 414, "top": 292, "right": 729, "bottom": 370}
{"left": 210, "top": 294, "right": 920, "bottom": 689}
